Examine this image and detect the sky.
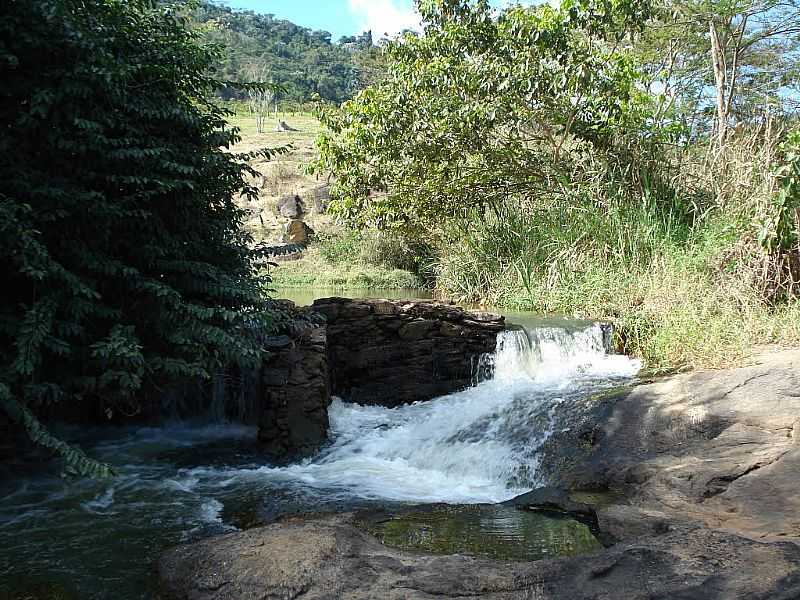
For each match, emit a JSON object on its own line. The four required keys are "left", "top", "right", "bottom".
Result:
{"left": 220, "top": 0, "right": 532, "bottom": 41}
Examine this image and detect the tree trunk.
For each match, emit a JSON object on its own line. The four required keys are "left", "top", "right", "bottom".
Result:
{"left": 709, "top": 20, "right": 728, "bottom": 146}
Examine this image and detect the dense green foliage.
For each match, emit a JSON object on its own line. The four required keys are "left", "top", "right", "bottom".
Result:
{"left": 194, "top": 2, "right": 385, "bottom": 104}
{"left": 314, "top": 0, "right": 800, "bottom": 368}
{"left": 314, "top": 0, "right": 660, "bottom": 232}
{"left": 0, "top": 0, "right": 282, "bottom": 474}
{"left": 768, "top": 130, "right": 800, "bottom": 254}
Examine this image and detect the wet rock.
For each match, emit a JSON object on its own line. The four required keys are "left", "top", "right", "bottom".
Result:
{"left": 262, "top": 335, "right": 293, "bottom": 350}
{"left": 158, "top": 512, "right": 800, "bottom": 600}
{"left": 258, "top": 326, "right": 330, "bottom": 458}
{"left": 504, "top": 487, "right": 594, "bottom": 519}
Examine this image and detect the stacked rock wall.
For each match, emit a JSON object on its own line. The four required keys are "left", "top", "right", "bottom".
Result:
{"left": 255, "top": 298, "right": 504, "bottom": 455}
{"left": 257, "top": 325, "right": 330, "bottom": 458}
{"left": 312, "top": 298, "right": 504, "bottom": 408}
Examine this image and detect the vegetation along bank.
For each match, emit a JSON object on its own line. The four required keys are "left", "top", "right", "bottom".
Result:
{"left": 305, "top": 0, "right": 800, "bottom": 371}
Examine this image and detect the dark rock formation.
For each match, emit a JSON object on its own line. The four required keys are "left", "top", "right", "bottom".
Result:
{"left": 504, "top": 486, "right": 595, "bottom": 519}
{"left": 158, "top": 512, "right": 800, "bottom": 600}
{"left": 254, "top": 242, "right": 306, "bottom": 263}
{"left": 313, "top": 297, "right": 504, "bottom": 407}
{"left": 257, "top": 326, "right": 330, "bottom": 458}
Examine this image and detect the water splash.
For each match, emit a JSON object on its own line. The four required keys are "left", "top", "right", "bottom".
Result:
{"left": 0, "top": 319, "right": 641, "bottom": 599}
{"left": 237, "top": 321, "right": 641, "bottom": 503}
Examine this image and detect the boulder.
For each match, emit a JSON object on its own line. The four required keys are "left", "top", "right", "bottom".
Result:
{"left": 545, "top": 349, "right": 800, "bottom": 542}
{"left": 283, "top": 219, "right": 314, "bottom": 245}
{"left": 273, "top": 120, "right": 297, "bottom": 132}
{"left": 276, "top": 194, "right": 304, "bottom": 219}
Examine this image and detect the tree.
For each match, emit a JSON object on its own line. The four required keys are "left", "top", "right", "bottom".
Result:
{"left": 707, "top": 0, "right": 800, "bottom": 144}
{"left": 0, "top": 0, "right": 283, "bottom": 475}
{"left": 637, "top": 0, "right": 800, "bottom": 145}
{"left": 312, "top": 0, "right": 654, "bottom": 234}
{"left": 246, "top": 64, "right": 276, "bottom": 133}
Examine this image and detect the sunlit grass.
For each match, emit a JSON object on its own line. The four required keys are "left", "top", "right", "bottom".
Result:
{"left": 267, "top": 247, "right": 422, "bottom": 289}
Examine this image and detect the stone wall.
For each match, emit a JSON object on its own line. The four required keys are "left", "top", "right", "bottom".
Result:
{"left": 257, "top": 325, "right": 330, "bottom": 458}
{"left": 312, "top": 298, "right": 504, "bottom": 408}
{"left": 255, "top": 298, "right": 504, "bottom": 456}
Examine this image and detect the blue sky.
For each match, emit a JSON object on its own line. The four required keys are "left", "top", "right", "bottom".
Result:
{"left": 219, "top": 0, "right": 529, "bottom": 41}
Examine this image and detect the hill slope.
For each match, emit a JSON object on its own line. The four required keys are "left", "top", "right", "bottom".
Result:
{"left": 194, "top": 1, "right": 384, "bottom": 104}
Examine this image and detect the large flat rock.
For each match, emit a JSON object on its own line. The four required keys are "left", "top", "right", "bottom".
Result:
{"left": 158, "top": 513, "right": 800, "bottom": 600}
{"left": 554, "top": 349, "right": 800, "bottom": 541}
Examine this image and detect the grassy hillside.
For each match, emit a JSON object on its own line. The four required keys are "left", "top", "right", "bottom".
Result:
{"left": 230, "top": 108, "right": 423, "bottom": 291}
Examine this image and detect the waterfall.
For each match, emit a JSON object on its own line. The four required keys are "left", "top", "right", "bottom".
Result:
{"left": 245, "top": 321, "right": 641, "bottom": 503}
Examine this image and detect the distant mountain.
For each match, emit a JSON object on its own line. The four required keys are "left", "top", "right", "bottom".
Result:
{"left": 193, "top": 2, "right": 385, "bottom": 104}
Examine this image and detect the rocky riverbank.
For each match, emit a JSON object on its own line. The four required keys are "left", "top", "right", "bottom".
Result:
{"left": 158, "top": 349, "right": 800, "bottom": 599}
{"left": 546, "top": 348, "right": 800, "bottom": 543}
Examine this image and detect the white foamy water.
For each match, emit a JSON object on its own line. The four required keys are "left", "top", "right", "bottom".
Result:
{"left": 212, "top": 322, "right": 641, "bottom": 504}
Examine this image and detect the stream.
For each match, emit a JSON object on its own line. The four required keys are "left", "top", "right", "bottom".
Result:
{"left": 0, "top": 297, "right": 640, "bottom": 599}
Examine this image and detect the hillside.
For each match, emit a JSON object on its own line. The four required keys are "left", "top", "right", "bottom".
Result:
{"left": 194, "top": 1, "right": 384, "bottom": 104}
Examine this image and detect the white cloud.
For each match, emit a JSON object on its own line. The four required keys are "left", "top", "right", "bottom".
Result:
{"left": 348, "top": 0, "right": 421, "bottom": 39}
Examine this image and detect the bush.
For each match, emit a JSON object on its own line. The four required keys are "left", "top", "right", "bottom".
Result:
{"left": 318, "top": 229, "right": 433, "bottom": 277}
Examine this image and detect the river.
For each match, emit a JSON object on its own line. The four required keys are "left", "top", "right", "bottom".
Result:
{"left": 0, "top": 291, "right": 640, "bottom": 599}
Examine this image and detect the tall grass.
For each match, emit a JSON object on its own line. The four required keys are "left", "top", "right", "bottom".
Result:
{"left": 434, "top": 128, "right": 800, "bottom": 369}
{"left": 269, "top": 229, "right": 428, "bottom": 290}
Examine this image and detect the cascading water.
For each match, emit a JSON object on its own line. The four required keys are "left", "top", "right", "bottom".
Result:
{"left": 244, "top": 321, "right": 641, "bottom": 503}
{"left": 0, "top": 318, "right": 640, "bottom": 599}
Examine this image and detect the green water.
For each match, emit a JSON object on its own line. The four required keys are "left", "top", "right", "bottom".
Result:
{"left": 357, "top": 504, "right": 602, "bottom": 561}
